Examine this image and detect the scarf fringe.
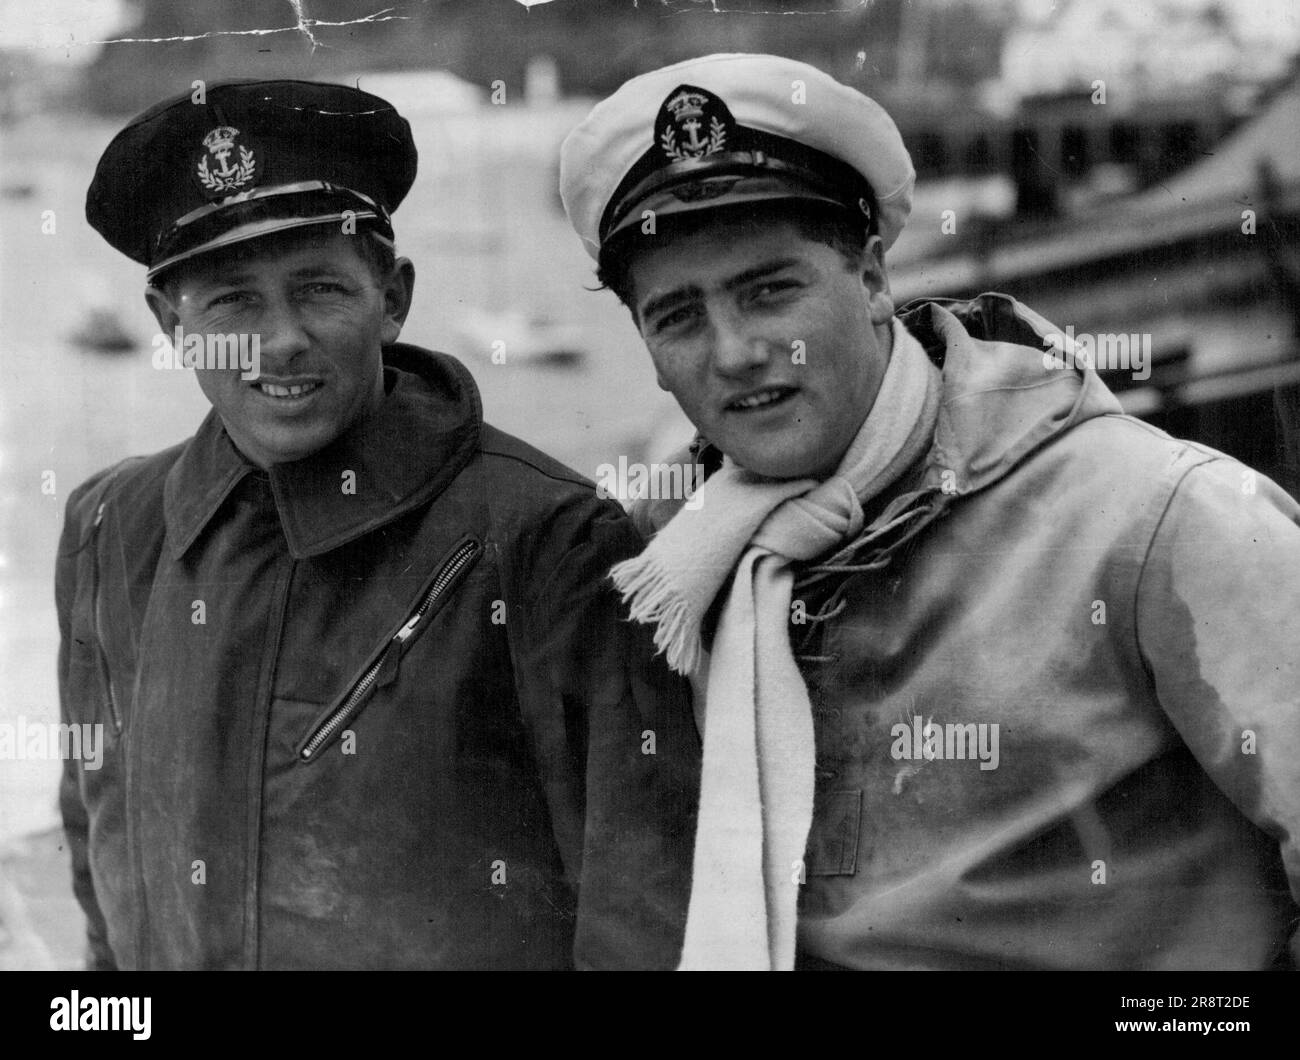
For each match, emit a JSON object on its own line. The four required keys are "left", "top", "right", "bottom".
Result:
{"left": 610, "top": 553, "right": 702, "bottom": 675}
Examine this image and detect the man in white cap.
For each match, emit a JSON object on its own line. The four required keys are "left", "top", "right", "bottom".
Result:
{"left": 560, "top": 53, "right": 1300, "bottom": 971}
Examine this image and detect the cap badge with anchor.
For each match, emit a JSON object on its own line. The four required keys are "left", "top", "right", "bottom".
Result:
{"left": 658, "top": 87, "right": 730, "bottom": 162}
{"left": 195, "top": 126, "right": 257, "bottom": 198}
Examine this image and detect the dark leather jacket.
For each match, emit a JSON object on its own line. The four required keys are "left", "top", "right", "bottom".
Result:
{"left": 56, "top": 343, "right": 699, "bottom": 970}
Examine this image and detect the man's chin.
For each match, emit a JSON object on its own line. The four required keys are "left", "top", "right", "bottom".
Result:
{"left": 227, "top": 424, "right": 340, "bottom": 469}
{"left": 727, "top": 445, "right": 825, "bottom": 481}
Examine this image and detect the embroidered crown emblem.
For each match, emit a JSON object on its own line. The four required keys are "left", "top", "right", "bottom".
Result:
{"left": 196, "top": 125, "right": 256, "bottom": 196}
{"left": 664, "top": 90, "right": 708, "bottom": 123}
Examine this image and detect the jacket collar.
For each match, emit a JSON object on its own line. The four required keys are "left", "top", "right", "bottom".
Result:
{"left": 899, "top": 293, "right": 1124, "bottom": 497}
{"left": 163, "top": 343, "right": 482, "bottom": 560}
{"left": 799, "top": 293, "right": 1126, "bottom": 572}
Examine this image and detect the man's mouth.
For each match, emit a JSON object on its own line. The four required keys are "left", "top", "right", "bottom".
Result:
{"left": 725, "top": 387, "right": 796, "bottom": 412}
{"left": 253, "top": 380, "right": 323, "bottom": 400}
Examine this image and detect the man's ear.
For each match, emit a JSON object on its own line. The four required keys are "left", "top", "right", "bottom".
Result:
{"left": 859, "top": 234, "right": 894, "bottom": 326}
{"left": 144, "top": 283, "right": 181, "bottom": 335}
{"left": 380, "top": 257, "right": 416, "bottom": 345}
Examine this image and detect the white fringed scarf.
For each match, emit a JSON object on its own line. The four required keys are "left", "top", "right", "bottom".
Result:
{"left": 610, "top": 319, "right": 941, "bottom": 970}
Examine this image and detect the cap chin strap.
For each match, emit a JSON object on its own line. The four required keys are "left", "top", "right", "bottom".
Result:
{"left": 147, "top": 181, "right": 394, "bottom": 281}
{"left": 147, "top": 216, "right": 392, "bottom": 285}
{"left": 155, "top": 180, "right": 390, "bottom": 256}
{"left": 601, "top": 149, "right": 872, "bottom": 246}
{"left": 169, "top": 180, "right": 388, "bottom": 233}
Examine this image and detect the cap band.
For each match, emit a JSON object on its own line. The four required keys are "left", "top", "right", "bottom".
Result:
{"left": 600, "top": 122, "right": 877, "bottom": 250}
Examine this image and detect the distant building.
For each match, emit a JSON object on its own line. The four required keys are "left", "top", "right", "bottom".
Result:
{"left": 1001, "top": 0, "right": 1252, "bottom": 99}
{"left": 893, "top": 71, "right": 1300, "bottom": 497}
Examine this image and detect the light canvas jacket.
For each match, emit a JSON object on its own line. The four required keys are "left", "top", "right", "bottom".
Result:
{"left": 639, "top": 293, "right": 1300, "bottom": 970}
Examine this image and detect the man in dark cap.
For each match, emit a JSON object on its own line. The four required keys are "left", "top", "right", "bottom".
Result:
{"left": 57, "top": 79, "right": 698, "bottom": 970}
{"left": 561, "top": 53, "right": 1300, "bottom": 971}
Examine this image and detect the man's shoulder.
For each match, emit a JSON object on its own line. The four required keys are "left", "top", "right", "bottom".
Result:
{"left": 476, "top": 422, "right": 602, "bottom": 499}
{"left": 1094, "top": 417, "right": 1300, "bottom": 525}
{"left": 64, "top": 440, "right": 189, "bottom": 539}
{"left": 1056, "top": 412, "right": 1235, "bottom": 481}
{"left": 1017, "top": 412, "right": 1300, "bottom": 539}
{"left": 472, "top": 422, "right": 643, "bottom": 563}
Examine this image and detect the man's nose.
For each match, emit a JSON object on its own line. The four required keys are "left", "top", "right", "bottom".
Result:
{"left": 710, "top": 311, "right": 772, "bottom": 376}
{"left": 253, "top": 297, "right": 311, "bottom": 369}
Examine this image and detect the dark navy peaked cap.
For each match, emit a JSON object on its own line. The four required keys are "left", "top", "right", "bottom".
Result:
{"left": 86, "top": 79, "right": 418, "bottom": 281}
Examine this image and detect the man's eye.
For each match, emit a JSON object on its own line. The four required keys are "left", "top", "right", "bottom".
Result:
{"left": 652, "top": 305, "right": 699, "bottom": 333}
{"left": 302, "top": 281, "right": 347, "bottom": 296}
{"left": 752, "top": 280, "right": 797, "bottom": 301}
{"left": 209, "top": 291, "right": 249, "bottom": 308}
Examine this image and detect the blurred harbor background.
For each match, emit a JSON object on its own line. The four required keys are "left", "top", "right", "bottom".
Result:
{"left": 1, "top": 0, "right": 1298, "bottom": 967}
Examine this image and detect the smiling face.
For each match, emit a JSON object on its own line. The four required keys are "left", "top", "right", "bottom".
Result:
{"left": 626, "top": 212, "right": 895, "bottom": 480}
{"left": 146, "top": 227, "right": 414, "bottom": 468}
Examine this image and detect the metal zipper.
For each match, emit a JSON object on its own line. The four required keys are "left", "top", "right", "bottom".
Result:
{"left": 299, "top": 538, "right": 482, "bottom": 761}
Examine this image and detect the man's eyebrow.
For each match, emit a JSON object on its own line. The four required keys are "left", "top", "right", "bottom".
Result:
{"left": 190, "top": 270, "right": 253, "bottom": 289}
{"left": 640, "top": 284, "right": 702, "bottom": 323}
{"left": 189, "top": 263, "right": 350, "bottom": 290}
{"left": 721, "top": 258, "right": 802, "bottom": 292}
{"left": 638, "top": 258, "right": 803, "bottom": 321}
{"left": 288, "top": 265, "right": 350, "bottom": 280}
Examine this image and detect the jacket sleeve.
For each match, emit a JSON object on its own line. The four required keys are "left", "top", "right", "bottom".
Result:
{"left": 1134, "top": 454, "right": 1300, "bottom": 966}
{"left": 55, "top": 472, "right": 118, "bottom": 971}
{"left": 505, "top": 492, "right": 700, "bottom": 970}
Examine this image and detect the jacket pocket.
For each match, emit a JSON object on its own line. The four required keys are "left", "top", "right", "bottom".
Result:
{"left": 295, "top": 535, "right": 483, "bottom": 763}
{"left": 804, "top": 789, "right": 863, "bottom": 876}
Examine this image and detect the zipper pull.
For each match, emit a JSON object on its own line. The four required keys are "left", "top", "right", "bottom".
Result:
{"left": 394, "top": 612, "right": 422, "bottom": 643}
